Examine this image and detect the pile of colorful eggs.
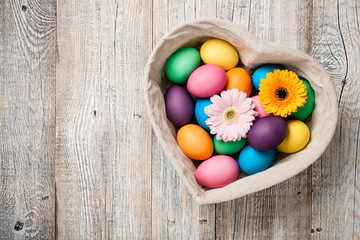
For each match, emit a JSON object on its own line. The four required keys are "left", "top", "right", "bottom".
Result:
{"left": 164, "top": 39, "right": 315, "bottom": 189}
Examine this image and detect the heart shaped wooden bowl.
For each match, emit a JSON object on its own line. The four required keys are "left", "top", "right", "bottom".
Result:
{"left": 144, "top": 19, "right": 338, "bottom": 205}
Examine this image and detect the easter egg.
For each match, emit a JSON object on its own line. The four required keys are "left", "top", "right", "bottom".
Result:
{"left": 225, "top": 68, "right": 252, "bottom": 97}
{"left": 200, "top": 39, "right": 239, "bottom": 70}
{"left": 187, "top": 64, "right": 227, "bottom": 97}
{"left": 238, "top": 145, "right": 275, "bottom": 174}
{"left": 213, "top": 136, "right": 247, "bottom": 155}
{"left": 252, "top": 64, "right": 285, "bottom": 90}
{"left": 247, "top": 116, "right": 287, "bottom": 151}
{"left": 195, "top": 155, "right": 239, "bottom": 188}
{"left": 165, "top": 47, "right": 201, "bottom": 84}
{"left": 177, "top": 124, "right": 213, "bottom": 160}
{"left": 195, "top": 98, "right": 212, "bottom": 131}
{"left": 251, "top": 95, "right": 272, "bottom": 119}
{"left": 289, "top": 79, "right": 315, "bottom": 120}
{"left": 165, "top": 84, "right": 194, "bottom": 126}
{"left": 277, "top": 120, "right": 310, "bottom": 153}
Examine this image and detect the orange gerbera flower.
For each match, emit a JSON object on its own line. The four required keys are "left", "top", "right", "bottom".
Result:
{"left": 258, "top": 69, "right": 307, "bottom": 118}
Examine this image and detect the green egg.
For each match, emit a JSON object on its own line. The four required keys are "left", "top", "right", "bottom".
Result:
{"left": 290, "top": 79, "right": 315, "bottom": 121}
{"left": 214, "top": 135, "right": 247, "bottom": 155}
{"left": 165, "top": 47, "right": 201, "bottom": 84}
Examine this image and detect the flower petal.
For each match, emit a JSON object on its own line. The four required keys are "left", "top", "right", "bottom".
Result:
{"left": 201, "top": 89, "right": 257, "bottom": 142}
{"left": 210, "top": 94, "right": 227, "bottom": 109}
{"left": 221, "top": 125, "right": 231, "bottom": 141}
{"left": 205, "top": 105, "right": 223, "bottom": 116}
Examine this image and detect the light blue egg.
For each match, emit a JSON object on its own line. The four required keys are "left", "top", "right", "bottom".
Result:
{"left": 238, "top": 145, "right": 275, "bottom": 174}
{"left": 252, "top": 64, "right": 285, "bottom": 90}
{"left": 195, "top": 98, "right": 212, "bottom": 131}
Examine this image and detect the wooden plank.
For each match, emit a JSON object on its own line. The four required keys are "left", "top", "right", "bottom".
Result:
{"left": 0, "top": 0, "right": 357, "bottom": 239}
{"left": 311, "top": 0, "right": 360, "bottom": 239}
{"left": 0, "top": 0, "right": 56, "bottom": 239}
{"left": 150, "top": 0, "right": 217, "bottom": 239}
{"left": 215, "top": 0, "right": 313, "bottom": 239}
{"left": 56, "top": 0, "right": 152, "bottom": 238}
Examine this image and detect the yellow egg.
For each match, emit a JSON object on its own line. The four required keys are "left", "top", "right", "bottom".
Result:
{"left": 277, "top": 120, "right": 310, "bottom": 153}
{"left": 200, "top": 39, "right": 239, "bottom": 70}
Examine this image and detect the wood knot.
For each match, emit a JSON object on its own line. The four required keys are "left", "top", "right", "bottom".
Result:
{"left": 22, "top": 5, "right": 27, "bottom": 11}
{"left": 14, "top": 221, "right": 24, "bottom": 231}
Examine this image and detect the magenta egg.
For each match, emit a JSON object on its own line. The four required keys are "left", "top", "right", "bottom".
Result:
{"left": 187, "top": 64, "right": 227, "bottom": 97}
{"left": 251, "top": 95, "right": 272, "bottom": 119}
{"left": 195, "top": 155, "right": 239, "bottom": 188}
{"left": 165, "top": 84, "right": 194, "bottom": 126}
{"left": 247, "top": 116, "right": 287, "bottom": 151}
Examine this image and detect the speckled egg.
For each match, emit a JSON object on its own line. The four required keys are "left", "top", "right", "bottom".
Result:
{"left": 195, "top": 155, "right": 239, "bottom": 188}
{"left": 187, "top": 64, "right": 227, "bottom": 98}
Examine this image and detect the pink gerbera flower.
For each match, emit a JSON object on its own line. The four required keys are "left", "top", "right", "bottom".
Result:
{"left": 205, "top": 89, "right": 257, "bottom": 142}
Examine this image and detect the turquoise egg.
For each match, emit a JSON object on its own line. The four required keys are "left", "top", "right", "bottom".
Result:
{"left": 195, "top": 98, "right": 212, "bottom": 131}
{"left": 252, "top": 64, "right": 285, "bottom": 90}
{"left": 238, "top": 145, "right": 275, "bottom": 174}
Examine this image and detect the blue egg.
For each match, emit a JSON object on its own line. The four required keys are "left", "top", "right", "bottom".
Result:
{"left": 238, "top": 145, "right": 275, "bottom": 174}
{"left": 252, "top": 64, "right": 285, "bottom": 90}
{"left": 195, "top": 98, "right": 212, "bottom": 131}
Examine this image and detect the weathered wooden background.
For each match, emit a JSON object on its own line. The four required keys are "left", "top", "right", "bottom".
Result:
{"left": 0, "top": 0, "right": 359, "bottom": 239}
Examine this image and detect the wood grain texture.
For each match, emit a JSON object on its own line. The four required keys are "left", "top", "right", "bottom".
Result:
{"left": 56, "top": 0, "right": 152, "bottom": 239}
{"left": 151, "top": 1, "right": 217, "bottom": 239}
{"left": 0, "top": 0, "right": 359, "bottom": 239}
{"left": 214, "top": 1, "right": 312, "bottom": 239}
{"left": 0, "top": 0, "right": 56, "bottom": 239}
{"left": 311, "top": 0, "right": 360, "bottom": 239}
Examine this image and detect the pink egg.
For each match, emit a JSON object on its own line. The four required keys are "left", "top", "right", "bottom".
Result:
{"left": 187, "top": 64, "right": 227, "bottom": 97}
{"left": 252, "top": 95, "right": 272, "bottom": 119}
{"left": 195, "top": 155, "right": 239, "bottom": 188}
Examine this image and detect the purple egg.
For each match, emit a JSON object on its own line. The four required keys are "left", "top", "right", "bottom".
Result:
{"left": 165, "top": 84, "right": 194, "bottom": 126}
{"left": 247, "top": 116, "right": 287, "bottom": 151}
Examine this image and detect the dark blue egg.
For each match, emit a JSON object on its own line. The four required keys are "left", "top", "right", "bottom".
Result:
{"left": 252, "top": 64, "right": 285, "bottom": 90}
{"left": 238, "top": 145, "right": 275, "bottom": 174}
{"left": 195, "top": 98, "right": 212, "bottom": 131}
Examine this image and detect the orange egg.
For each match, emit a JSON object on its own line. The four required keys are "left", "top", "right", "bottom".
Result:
{"left": 177, "top": 124, "right": 213, "bottom": 160}
{"left": 225, "top": 68, "right": 252, "bottom": 97}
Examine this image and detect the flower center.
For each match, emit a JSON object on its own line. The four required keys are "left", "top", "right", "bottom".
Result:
{"left": 275, "top": 87, "right": 289, "bottom": 101}
{"left": 223, "top": 107, "right": 239, "bottom": 124}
